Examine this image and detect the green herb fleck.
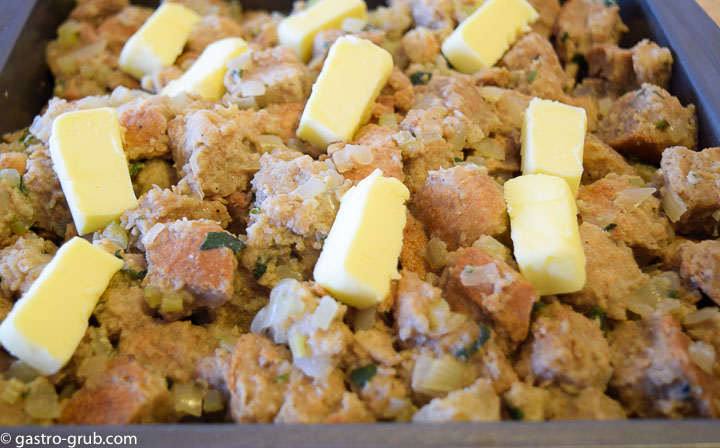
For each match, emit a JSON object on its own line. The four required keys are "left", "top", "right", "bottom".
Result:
{"left": 19, "top": 129, "right": 32, "bottom": 147}
{"left": 113, "top": 249, "right": 122, "bottom": 259}
{"left": 122, "top": 268, "right": 147, "bottom": 280}
{"left": 350, "top": 364, "right": 377, "bottom": 388}
{"left": 656, "top": 119, "right": 670, "bottom": 130}
{"left": 561, "top": 31, "right": 569, "bottom": 42}
{"left": 250, "top": 208, "right": 261, "bottom": 215}
{"left": 653, "top": 90, "right": 665, "bottom": 99}
{"left": 455, "top": 323, "right": 490, "bottom": 360}
{"left": 410, "top": 71, "right": 432, "bottom": 86}
{"left": 663, "top": 60, "right": 669, "bottom": 69}
{"left": 603, "top": 223, "right": 617, "bottom": 232}
{"left": 692, "top": 173, "right": 701, "bottom": 180}
{"left": 504, "top": 399, "right": 525, "bottom": 420}
{"left": 531, "top": 301, "right": 547, "bottom": 315}
{"left": 587, "top": 307, "right": 607, "bottom": 332}
{"left": 18, "top": 175, "right": 28, "bottom": 196}
{"left": 526, "top": 69, "right": 538, "bottom": 82}
{"left": 129, "top": 162, "right": 144, "bottom": 177}
{"left": 166, "top": 377, "right": 174, "bottom": 389}
{"left": 231, "top": 69, "right": 243, "bottom": 82}
{"left": 636, "top": 88, "right": 646, "bottom": 97}
{"left": 667, "top": 289, "right": 679, "bottom": 299}
{"left": 253, "top": 259, "right": 267, "bottom": 280}
{"left": 362, "top": 23, "right": 380, "bottom": 31}
{"left": 605, "top": 0, "right": 618, "bottom": 6}
{"left": 454, "top": 157, "right": 463, "bottom": 163}
{"left": 200, "top": 232, "right": 246, "bottom": 255}
{"left": 275, "top": 372, "right": 290, "bottom": 384}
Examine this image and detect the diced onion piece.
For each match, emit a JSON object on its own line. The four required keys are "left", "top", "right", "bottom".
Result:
{"left": 598, "top": 97, "right": 613, "bottom": 117}
{"left": 109, "top": 86, "right": 150, "bottom": 106}
{"left": 293, "top": 176, "right": 326, "bottom": 199}
{"left": 56, "top": 40, "right": 107, "bottom": 75}
{"left": 1, "top": 378, "right": 27, "bottom": 405}
{"left": 379, "top": 113, "right": 398, "bottom": 128}
{"left": 57, "top": 20, "right": 81, "bottom": 49}
{"left": 332, "top": 150, "right": 353, "bottom": 172}
{"left": 289, "top": 333, "right": 309, "bottom": 359}
{"left": 77, "top": 355, "right": 108, "bottom": 379}
{"left": 474, "top": 138, "right": 505, "bottom": 161}
{"left": 428, "top": 299, "right": 466, "bottom": 335}
{"left": 352, "top": 307, "right": 376, "bottom": 331}
{"left": 465, "top": 155, "right": 485, "bottom": 166}
{"left": 0, "top": 168, "right": 21, "bottom": 188}
{"left": 473, "top": 236, "right": 510, "bottom": 262}
{"left": 203, "top": 389, "right": 224, "bottom": 413}
{"left": 412, "top": 94, "right": 435, "bottom": 110}
{"left": 145, "top": 285, "right": 163, "bottom": 308}
{"left": 240, "top": 80, "right": 266, "bottom": 97}
{"left": 460, "top": 263, "right": 499, "bottom": 287}
{"left": 311, "top": 296, "right": 340, "bottom": 331}
{"left": 480, "top": 86, "right": 504, "bottom": 103}
{"left": 448, "top": 121, "right": 467, "bottom": 150}
{"left": 412, "top": 355, "right": 468, "bottom": 396}
{"left": 142, "top": 222, "right": 165, "bottom": 246}
{"left": 228, "top": 96, "right": 257, "bottom": 109}
{"left": 689, "top": 341, "right": 716, "bottom": 375}
{"left": 394, "top": 131, "right": 419, "bottom": 156}
{"left": 276, "top": 264, "right": 303, "bottom": 281}
{"left": 615, "top": 187, "right": 656, "bottom": 209}
{"left": 232, "top": 51, "right": 253, "bottom": 71}
{"left": 6, "top": 361, "right": 42, "bottom": 383}
{"left": 662, "top": 188, "right": 687, "bottom": 222}
{"left": 348, "top": 145, "right": 374, "bottom": 165}
{"left": 161, "top": 293, "right": 184, "bottom": 313}
{"left": 683, "top": 308, "right": 720, "bottom": 326}
{"left": 24, "top": 379, "right": 61, "bottom": 420}
{"left": 687, "top": 171, "right": 701, "bottom": 185}
{"left": 172, "top": 382, "right": 203, "bottom": 417}
{"left": 417, "top": 131, "right": 442, "bottom": 144}
{"left": 257, "top": 134, "right": 283, "bottom": 153}
{"left": 220, "top": 335, "right": 238, "bottom": 351}
{"left": 341, "top": 17, "right": 366, "bottom": 33}
{"left": 713, "top": 209, "right": 720, "bottom": 221}
{"left": 626, "top": 300, "right": 655, "bottom": 318}
{"left": 425, "top": 237, "right": 448, "bottom": 270}
{"left": 627, "top": 272, "right": 680, "bottom": 314}
{"left": 10, "top": 216, "right": 33, "bottom": 236}
{"left": 251, "top": 278, "right": 308, "bottom": 344}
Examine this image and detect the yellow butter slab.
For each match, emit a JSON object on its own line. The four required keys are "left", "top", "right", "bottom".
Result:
{"left": 119, "top": 2, "right": 201, "bottom": 79}
{"left": 49, "top": 108, "right": 137, "bottom": 235}
{"left": 441, "top": 0, "right": 538, "bottom": 74}
{"left": 297, "top": 36, "right": 392, "bottom": 149}
{"left": 313, "top": 169, "right": 409, "bottom": 308}
{"left": 521, "top": 98, "right": 587, "bottom": 197}
{"left": 504, "top": 174, "right": 585, "bottom": 295}
{"left": 0, "top": 237, "right": 123, "bottom": 374}
{"left": 278, "top": 0, "right": 367, "bottom": 63}
{"left": 162, "top": 37, "right": 249, "bottom": 100}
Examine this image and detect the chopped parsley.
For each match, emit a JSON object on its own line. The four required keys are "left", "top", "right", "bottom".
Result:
{"left": 250, "top": 208, "right": 261, "bottom": 215}
{"left": 362, "top": 23, "right": 380, "bottom": 31}
{"left": 275, "top": 372, "right": 290, "bottom": 384}
{"left": 455, "top": 323, "right": 490, "bottom": 360}
{"left": 587, "top": 307, "right": 607, "bottom": 332}
{"left": 605, "top": 0, "right": 617, "bottom": 6}
{"left": 663, "top": 60, "right": 670, "bottom": 69}
{"left": 350, "top": 364, "right": 377, "bottom": 388}
{"left": 113, "top": 249, "right": 122, "bottom": 259}
{"left": 18, "top": 175, "right": 28, "bottom": 196}
{"left": 200, "top": 232, "right": 246, "bottom": 255}
{"left": 636, "top": 88, "right": 646, "bottom": 97}
{"left": 19, "top": 129, "right": 32, "bottom": 147}
{"left": 410, "top": 71, "right": 432, "bottom": 86}
{"left": 561, "top": 31, "right": 569, "bottom": 43}
{"left": 122, "top": 268, "right": 147, "bottom": 280}
{"left": 454, "top": 157, "right": 463, "bottom": 163}
{"left": 504, "top": 399, "right": 525, "bottom": 420}
{"left": 653, "top": 90, "right": 665, "bottom": 99}
{"left": 253, "top": 259, "right": 267, "bottom": 280}
{"left": 531, "top": 301, "right": 547, "bottom": 315}
{"left": 129, "top": 162, "right": 144, "bottom": 177}
{"left": 603, "top": 223, "right": 617, "bottom": 232}
{"left": 231, "top": 69, "right": 243, "bottom": 82}
{"left": 526, "top": 69, "right": 538, "bottom": 82}
{"left": 667, "top": 289, "right": 679, "bottom": 299}
{"left": 656, "top": 119, "right": 670, "bottom": 130}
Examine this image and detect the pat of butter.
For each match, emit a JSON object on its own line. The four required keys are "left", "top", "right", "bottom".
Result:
{"left": 119, "top": 2, "right": 201, "bottom": 79}
{"left": 0, "top": 238, "right": 123, "bottom": 374}
{"left": 162, "top": 37, "right": 249, "bottom": 100}
{"left": 522, "top": 98, "right": 587, "bottom": 197}
{"left": 441, "top": 0, "right": 538, "bottom": 74}
{"left": 278, "top": 0, "right": 367, "bottom": 63}
{"left": 297, "top": 36, "right": 392, "bottom": 149}
{"left": 49, "top": 108, "right": 137, "bottom": 235}
{"left": 504, "top": 174, "right": 585, "bottom": 295}
{"left": 313, "top": 169, "right": 409, "bottom": 308}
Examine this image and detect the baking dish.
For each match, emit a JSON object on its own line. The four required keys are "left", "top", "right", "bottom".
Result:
{"left": 1, "top": 0, "right": 719, "bottom": 446}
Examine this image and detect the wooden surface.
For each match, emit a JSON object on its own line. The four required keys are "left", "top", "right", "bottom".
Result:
{"left": 697, "top": 0, "right": 720, "bottom": 25}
